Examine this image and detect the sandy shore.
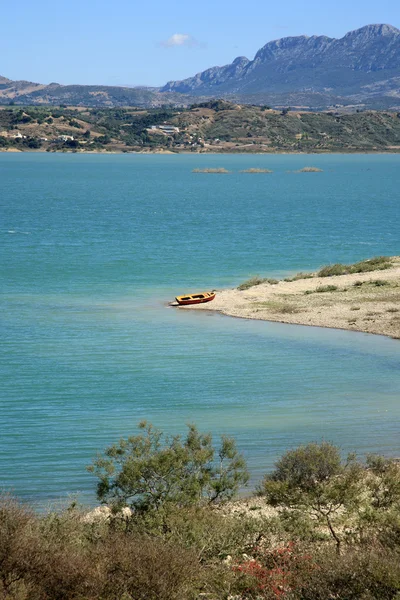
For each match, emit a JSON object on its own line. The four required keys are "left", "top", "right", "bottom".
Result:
{"left": 183, "top": 257, "right": 400, "bottom": 339}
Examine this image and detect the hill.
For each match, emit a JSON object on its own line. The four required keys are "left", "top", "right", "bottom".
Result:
{"left": 0, "top": 78, "right": 194, "bottom": 108}
{"left": 1, "top": 102, "right": 400, "bottom": 153}
{"left": 162, "top": 24, "right": 400, "bottom": 109}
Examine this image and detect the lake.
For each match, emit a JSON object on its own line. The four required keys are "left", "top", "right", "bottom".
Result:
{"left": 1, "top": 152, "right": 399, "bottom": 505}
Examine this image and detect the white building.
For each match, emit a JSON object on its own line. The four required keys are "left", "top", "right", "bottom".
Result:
{"left": 150, "top": 125, "right": 179, "bottom": 134}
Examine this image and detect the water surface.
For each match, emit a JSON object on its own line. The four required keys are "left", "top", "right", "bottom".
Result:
{"left": 1, "top": 153, "right": 399, "bottom": 504}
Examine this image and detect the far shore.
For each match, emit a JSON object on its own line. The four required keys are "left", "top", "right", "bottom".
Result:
{"left": 2, "top": 147, "right": 400, "bottom": 155}
{"left": 183, "top": 257, "right": 400, "bottom": 340}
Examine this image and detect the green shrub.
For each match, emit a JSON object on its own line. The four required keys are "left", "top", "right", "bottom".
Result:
{"left": 371, "top": 279, "right": 390, "bottom": 286}
{"left": 88, "top": 421, "right": 248, "bottom": 512}
{"left": 315, "top": 285, "right": 338, "bottom": 293}
{"left": 238, "top": 276, "right": 278, "bottom": 290}
{"left": 317, "top": 257, "right": 392, "bottom": 278}
{"left": 317, "top": 263, "right": 347, "bottom": 277}
{"left": 258, "top": 442, "right": 364, "bottom": 553}
{"left": 284, "top": 272, "right": 314, "bottom": 282}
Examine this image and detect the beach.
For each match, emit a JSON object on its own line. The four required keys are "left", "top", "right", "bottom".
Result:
{"left": 186, "top": 257, "right": 400, "bottom": 339}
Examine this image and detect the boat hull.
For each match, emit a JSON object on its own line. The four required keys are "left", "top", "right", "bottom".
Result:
{"left": 175, "top": 292, "right": 216, "bottom": 306}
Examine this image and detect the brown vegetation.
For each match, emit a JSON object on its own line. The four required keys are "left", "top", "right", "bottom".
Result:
{"left": 3, "top": 439, "right": 400, "bottom": 599}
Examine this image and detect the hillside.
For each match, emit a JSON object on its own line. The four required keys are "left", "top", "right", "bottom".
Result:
{"left": 1, "top": 102, "right": 400, "bottom": 153}
{"left": 0, "top": 78, "right": 193, "bottom": 108}
{"left": 162, "top": 24, "right": 400, "bottom": 108}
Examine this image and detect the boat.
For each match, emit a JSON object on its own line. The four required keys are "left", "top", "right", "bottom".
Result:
{"left": 175, "top": 291, "right": 216, "bottom": 306}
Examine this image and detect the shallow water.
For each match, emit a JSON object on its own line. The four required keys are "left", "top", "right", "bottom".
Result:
{"left": 1, "top": 153, "right": 399, "bottom": 504}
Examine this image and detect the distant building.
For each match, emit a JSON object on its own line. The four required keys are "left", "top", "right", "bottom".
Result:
{"left": 150, "top": 125, "right": 179, "bottom": 134}
{"left": 10, "top": 132, "right": 26, "bottom": 139}
{"left": 57, "top": 135, "right": 74, "bottom": 141}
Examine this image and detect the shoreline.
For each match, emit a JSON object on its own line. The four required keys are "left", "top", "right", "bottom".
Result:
{"left": 183, "top": 257, "right": 400, "bottom": 340}
{"left": 2, "top": 148, "right": 400, "bottom": 155}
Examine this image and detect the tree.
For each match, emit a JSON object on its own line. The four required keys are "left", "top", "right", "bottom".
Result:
{"left": 258, "top": 442, "right": 364, "bottom": 553}
{"left": 88, "top": 422, "right": 248, "bottom": 513}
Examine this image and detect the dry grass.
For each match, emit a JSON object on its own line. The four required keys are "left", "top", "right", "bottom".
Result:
{"left": 253, "top": 301, "right": 302, "bottom": 314}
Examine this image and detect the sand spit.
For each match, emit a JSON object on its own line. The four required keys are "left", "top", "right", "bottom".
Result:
{"left": 185, "top": 257, "right": 400, "bottom": 339}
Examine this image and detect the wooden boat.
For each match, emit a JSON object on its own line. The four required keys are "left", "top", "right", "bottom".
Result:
{"left": 175, "top": 291, "right": 216, "bottom": 306}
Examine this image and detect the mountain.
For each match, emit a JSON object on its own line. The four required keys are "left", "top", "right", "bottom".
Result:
{"left": 161, "top": 24, "right": 400, "bottom": 107}
{"left": 0, "top": 77, "right": 195, "bottom": 108}
{"left": 1, "top": 25, "right": 400, "bottom": 110}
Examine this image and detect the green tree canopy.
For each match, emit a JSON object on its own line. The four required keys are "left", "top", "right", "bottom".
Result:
{"left": 88, "top": 421, "right": 248, "bottom": 513}
{"left": 258, "top": 442, "right": 364, "bottom": 553}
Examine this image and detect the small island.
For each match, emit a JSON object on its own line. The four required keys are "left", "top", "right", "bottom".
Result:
{"left": 240, "top": 168, "right": 274, "bottom": 173}
{"left": 192, "top": 167, "right": 231, "bottom": 173}
{"left": 295, "top": 166, "right": 323, "bottom": 172}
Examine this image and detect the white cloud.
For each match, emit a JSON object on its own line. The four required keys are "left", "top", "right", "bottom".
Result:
{"left": 160, "top": 33, "right": 197, "bottom": 48}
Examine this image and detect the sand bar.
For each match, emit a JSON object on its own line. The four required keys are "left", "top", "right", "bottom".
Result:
{"left": 184, "top": 257, "right": 400, "bottom": 339}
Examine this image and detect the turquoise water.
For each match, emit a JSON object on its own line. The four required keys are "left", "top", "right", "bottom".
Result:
{"left": 1, "top": 153, "right": 399, "bottom": 505}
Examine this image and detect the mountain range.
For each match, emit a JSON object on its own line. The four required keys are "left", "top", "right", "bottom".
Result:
{"left": 1, "top": 24, "right": 400, "bottom": 109}
{"left": 162, "top": 24, "right": 400, "bottom": 107}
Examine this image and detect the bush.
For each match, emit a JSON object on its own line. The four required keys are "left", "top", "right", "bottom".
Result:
{"left": 233, "top": 542, "right": 317, "bottom": 599}
{"left": 317, "top": 263, "right": 347, "bottom": 277}
{"left": 318, "top": 257, "right": 392, "bottom": 278}
{"left": 299, "top": 546, "right": 400, "bottom": 600}
{"left": 238, "top": 276, "right": 278, "bottom": 290}
{"left": 98, "top": 534, "right": 202, "bottom": 600}
{"left": 258, "top": 442, "right": 364, "bottom": 553}
{"left": 371, "top": 279, "right": 390, "bottom": 286}
{"left": 284, "top": 272, "right": 314, "bottom": 282}
{"left": 315, "top": 285, "right": 338, "bottom": 293}
{"left": 88, "top": 421, "right": 248, "bottom": 512}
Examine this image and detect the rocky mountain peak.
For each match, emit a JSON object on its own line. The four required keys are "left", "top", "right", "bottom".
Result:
{"left": 344, "top": 23, "right": 400, "bottom": 39}
{"left": 161, "top": 23, "right": 400, "bottom": 103}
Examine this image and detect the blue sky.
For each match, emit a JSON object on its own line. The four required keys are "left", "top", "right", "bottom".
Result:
{"left": 1, "top": 0, "right": 399, "bottom": 87}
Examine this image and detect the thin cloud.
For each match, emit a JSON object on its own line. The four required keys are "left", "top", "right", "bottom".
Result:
{"left": 160, "top": 33, "right": 199, "bottom": 48}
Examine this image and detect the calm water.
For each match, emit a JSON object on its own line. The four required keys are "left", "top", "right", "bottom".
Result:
{"left": 1, "top": 153, "right": 399, "bottom": 505}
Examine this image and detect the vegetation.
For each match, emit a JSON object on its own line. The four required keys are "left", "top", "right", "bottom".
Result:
{"left": 192, "top": 168, "right": 231, "bottom": 173}
{"left": 238, "top": 277, "right": 279, "bottom": 291}
{"left": 317, "top": 256, "right": 392, "bottom": 277}
{"left": 88, "top": 421, "right": 249, "bottom": 513}
{"left": 2, "top": 103, "right": 400, "bottom": 153}
{"left": 3, "top": 436, "right": 400, "bottom": 599}
{"left": 240, "top": 168, "right": 274, "bottom": 173}
{"left": 238, "top": 257, "right": 394, "bottom": 290}
{"left": 295, "top": 166, "right": 323, "bottom": 172}
{"left": 315, "top": 284, "right": 338, "bottom": 292}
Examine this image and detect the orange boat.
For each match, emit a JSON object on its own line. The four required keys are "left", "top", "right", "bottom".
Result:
{"left": 175, "top": 291, "right": 216, "bottom": 306}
